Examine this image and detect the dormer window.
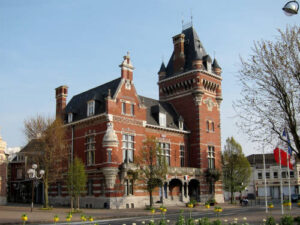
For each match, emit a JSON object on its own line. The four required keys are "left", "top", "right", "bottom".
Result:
{"left": 207, "top": 62, "right": 212, "bottom": 73}
{"left": 179, "top": 120, "right": 183, "bottom": 130}
{"left": 87, "top": 101, "right": 95, "bottom": 117}
{"left": 159, "top": 113, "right": 166, "bottom": 127}
{"left": 68, "top": 113, "right": 73, "bottom": 123}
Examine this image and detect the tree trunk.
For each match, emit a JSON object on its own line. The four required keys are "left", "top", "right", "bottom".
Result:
{"left": 77, "top": 196, "right": 80, "bottom": 210}
{"left": 44, "top": 178, "right": 49, "bottom": 208}
{"left": 230, "top": 190, "right": 234, "bottom": 204}
{"left": 70, "top": 196, "right": 73, "bottom": 211}
{"left": 149, "top": 190, "right": 153, "bottom": 207}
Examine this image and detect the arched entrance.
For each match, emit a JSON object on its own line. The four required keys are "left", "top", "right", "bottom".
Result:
{"left": 188, "top": 179, "right": 200, "bottom": 201}
{"left": 169, "top": 178, "right": 183, "bottom": 201}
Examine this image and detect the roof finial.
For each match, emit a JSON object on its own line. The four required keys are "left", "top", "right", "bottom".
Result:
{"left": 181, "top": 12, "right": 184, "bottom": 31}
{"left": 162, "top": 54, "right": 164, "bottom": 63}
{"left": 214, "top": 51, "right": 216, "bottom": 59}
{"left": 190, "top": 8, "right": 193, "bottom": 26}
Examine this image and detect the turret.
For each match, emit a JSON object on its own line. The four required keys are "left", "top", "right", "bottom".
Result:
{"left": 55, "top": 85, "right": 68, "bottom": 119}
{"left": 158, "top": 62, "right": 166, "bottom": 81}
{"left": 212, "top": 58, "right": 222, "bottom": 75}
{"left": 119, "top": 52, "right": 134, "bottom": 81}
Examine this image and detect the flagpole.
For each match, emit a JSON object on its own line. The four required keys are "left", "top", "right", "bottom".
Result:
{"left": 279, "top": 147, "right": 284, "bottom": 215}
{"left": 285, "top": 128, "right": 292, "bottom": 211}
{"left": 262, "top": 146, "right": 268, "bottom": 213}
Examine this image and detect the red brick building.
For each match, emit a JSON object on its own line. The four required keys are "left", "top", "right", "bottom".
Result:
{"left": 51, "top": 26, "right": 223, "bottom": 208}
{"left": 0, "top": 132, "right": 7, "bottom": 205}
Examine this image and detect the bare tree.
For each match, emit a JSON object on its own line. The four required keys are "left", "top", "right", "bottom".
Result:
{"left": 24, "top": 115, "right": 67, "bottom": 208}
{"left": 235, "top": 25, "right": 300, "bottom": 158}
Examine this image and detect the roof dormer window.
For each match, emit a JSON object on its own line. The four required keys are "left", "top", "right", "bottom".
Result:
{"left": 159, "top": 113, "right": 166, "bottom": 127}
{"left": 179, "top": 120, "right": 183, "bottom": 130}
{"left": 68, "top": 113, "right": 73, "bottom": 123}
{"left": 207, "top": 61, "right": 212, "bottom": 73}
{"left": 87, "top": 100, "right": 95, "bottom": 117}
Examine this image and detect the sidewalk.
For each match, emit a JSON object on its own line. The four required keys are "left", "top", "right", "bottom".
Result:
{"left": 0, "top": 203, "right": 299, "bottom": 225}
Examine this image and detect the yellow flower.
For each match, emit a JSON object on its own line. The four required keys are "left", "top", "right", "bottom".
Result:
{"left": 188, "top": 203, "right": 193, "bottom": 208}
{"left": 151, "top": 209, "right": 155, "bottom": 214}
{"left": 163, "top": 208, "right": 167, "bottom": 213}
{"left": 66, "top": 217, "right": 71, "bottom": 222}
{"left": 21, "top": 214, "right": 28, "bottom": 222}
{"left": 89, "top": 217, "right": 94, "bottom": 222}
{"left": 53, "top": 215, "right": 59, "bottom": 223}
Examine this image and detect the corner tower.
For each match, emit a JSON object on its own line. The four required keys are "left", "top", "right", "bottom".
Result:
{"left": 158, "top": 26, "right": 223, "bottom": 202}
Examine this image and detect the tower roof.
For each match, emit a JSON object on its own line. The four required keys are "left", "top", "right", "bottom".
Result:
{"left": 212, "top": 58, "right": 221, "bottom": 69}
{"left": 165, "top": 26, "right": 207, "bottom": 78}
{"left": 158, "top": 62, "right": 166, "bottom": 74}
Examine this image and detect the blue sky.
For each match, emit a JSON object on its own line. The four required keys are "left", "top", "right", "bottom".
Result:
{"left": 0, "top": 0, "right": 299, "bottom": 155}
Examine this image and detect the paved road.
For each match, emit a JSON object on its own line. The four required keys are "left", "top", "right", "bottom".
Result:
{"left": 40, "top": 206, "right": 300, "bottom": 225}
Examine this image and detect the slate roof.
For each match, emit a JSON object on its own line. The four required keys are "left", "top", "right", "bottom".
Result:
{"left": 11, "top": 139, "right": 44, "bottom": 162}
{"left": 139, "top": 95, "right": 185, "bottom": 130}
{"left": 65, "top": 78, "right": 122, "bottom": 122}
{"left": 247, "top": 154, "right": 277, "bottom": 165}
{"left": 165, "top": 26, "right": 209, "bottom": 78}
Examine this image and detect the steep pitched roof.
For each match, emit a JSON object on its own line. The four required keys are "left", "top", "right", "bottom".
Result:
{"left": 139, "top": 95, "right": 185, "bottom": 130}
{"left": 165, "top": 26, "right": 207, "bottom": 78}
{"left": 212, "top": 58, "right": 221, "bottom": 69}
{"left": 65, "top": 78, "right": 122, "bottom": 122}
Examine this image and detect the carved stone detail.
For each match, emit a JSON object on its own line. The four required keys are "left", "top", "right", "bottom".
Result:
{"left": 203, "top": 97, "right": 217, "bottom": 111}
{"left": 101, "top": 167, "right": 119, "bottom": 189}
{"left": 193, "top": 90, "right": 204, "bottom": 106}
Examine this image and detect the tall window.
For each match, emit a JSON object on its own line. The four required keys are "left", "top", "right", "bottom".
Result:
{"left": 211, "top": 122, "right": 215, "bottom": 132}
{"left": 86, "top": 135, "right": 95, "bottom": 165}
{"left": 206, "top": 121, "right": 210, "bottom": 132}
{"left": 159, "top": 113, "right": 166, "bottom": 127}
{"left": 87, "top": 179, "right": 93, "bottom": 195}
{"left": 180, "top": 145, "right": 185, "bottom": 167}
{"left": 122, "top": 102, "right": 126, "bottom": 114}
{"left": 107, "top": 149, "right": 112, "bottom": 162}
{"left": 273, "top": 172, "right": 278, "bottom": 178}
{"left": 68, "top": 113, "right": 73, "bottom": 123}
{"left": 266, "top": 172, "right": 270, "bottom": 179}
{"left": 131, "top": 104, "right": 134, "bottom": 116}
{"left": 122, "top": 134, "right": 134, "bottom": 163}
{"left": 208, "top": 146, "right": 215, "bottom": 169}
{"left": 125, "top": 179, "right": 133, "bottom": 195}
{"left": 87, "top": 101, "right": 95, "bottom": 116}
{"left": 159, "top": 143, "right": 170, "bottom": 166}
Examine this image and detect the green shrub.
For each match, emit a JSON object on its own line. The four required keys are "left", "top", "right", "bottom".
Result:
{"left": 265, "top": 216, "right": 276, "bottom": 225}
{"left": 280, "top": 215, "right": 294, "bottom": 225}
{"left": 212, "top": 220, "right": 222, "bottom": 225}
{"left": 199, "top": 217, "right": 211, "bottom": 225}
{"left": 158, "top": 219, "right": 167, "bottom": 225}
{"left": 294, "top": 217, "right": 300, "bottom": 225}
{"left": 176, "top": 211, "right": 185, "bottom": 225}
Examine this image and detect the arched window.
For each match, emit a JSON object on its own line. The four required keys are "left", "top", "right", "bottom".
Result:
{"left": 206, "top": 121, "right": 210, "bottom": 132}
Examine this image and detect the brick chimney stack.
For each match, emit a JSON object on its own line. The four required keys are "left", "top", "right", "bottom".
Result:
{"left": 172, "top": 33, "right": 185, "bottom": 73}
{"left": 55, "top": 85, "right": 68, "bottom": 119}
{"left": 119, "top": 52, "right": 134, "bottom": 81}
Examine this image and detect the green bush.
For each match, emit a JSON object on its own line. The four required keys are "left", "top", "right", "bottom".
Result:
{"left": 294, "top": 216, "right": 300, "bottom": 225}
{"left": 280, "top": 215, "right": 294, "bottom": 225}
{"left": 212, "top": 220, "right": 222, "bottom": 225}
{"left": 176, "top": 211, "right": 185, "bottom": 225}
{"left": 265, "top": 216, "right": 276, "bottom": 225}
{"left": 199, "top": 217, "right": 211, "bottom": 225}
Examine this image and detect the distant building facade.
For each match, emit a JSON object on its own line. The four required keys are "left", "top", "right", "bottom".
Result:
{"left": 7, "top": 140, "right": 44, "bottom": 204}
{"left": 0, "top": 132, "right": 7, "bottom": 205}
{"left": 50, "top": 26, "right": 224, "bottom": 209}
{"left": 245, "top": 154, "right": 300, "bottom": 201}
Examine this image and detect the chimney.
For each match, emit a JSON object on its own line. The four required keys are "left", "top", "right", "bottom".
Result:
{"left": 172, "top": 33, "right": 185, "bottom": 73}
{"left": 119, "top": 52, "right": 134, "bottom": 81}
{"left": 55, "top": 85, "right": 68, "bottom": 119}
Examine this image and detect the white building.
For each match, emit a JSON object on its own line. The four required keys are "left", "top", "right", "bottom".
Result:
{"left": 246, "top": 154, "right": 300, "bottom": 201}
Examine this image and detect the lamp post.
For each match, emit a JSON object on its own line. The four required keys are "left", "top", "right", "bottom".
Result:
{"left": 283, "top": 1, "right": 299, "bottom": 16}
{"left": 27, "top": 164, "right": 44, "bottom": 212}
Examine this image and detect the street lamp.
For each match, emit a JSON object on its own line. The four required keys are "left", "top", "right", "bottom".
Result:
{"left": 27, "top": 164, "right": 44, "bottom": 212}
{"left": 283, "top": 1, "right": 299, "bottom": 16}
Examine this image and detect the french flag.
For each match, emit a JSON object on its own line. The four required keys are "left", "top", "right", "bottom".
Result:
{"left": 273, "top": 128, "right": 293, "bottom": 170}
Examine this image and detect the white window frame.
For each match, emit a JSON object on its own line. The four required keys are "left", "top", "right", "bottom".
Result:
{"left": 68, "top": 113, "right": 73, "bottom": 123}
{"left": 208, "top": 146, "right": 215, "bottom": 169}
{"left": 85, "top": 135, "right": 95, "bottom": 166}
{"left": 159, "top": 113, "right": 166, "bottom": 127}
{"left": 131, "top": 104, "right": 134, "bottom": 116}
{"left": 159, "top": 142, "right": 170, "bottom": 166}
{"left": 122, "top": 134, "right": 134, "bottom": 163}
{"left": 122, "top": 102, "right": 126, "bottom": 114}
{"left": 87, "top": 101, "right": 95, "bottom": 117}
{"left": 180, "top": 145, "right": 185, "bottom": 167}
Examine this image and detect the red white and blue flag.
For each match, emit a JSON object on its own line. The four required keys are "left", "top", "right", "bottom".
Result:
{"left": 273, "top": 128, "right": 293, "bottom": 170}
